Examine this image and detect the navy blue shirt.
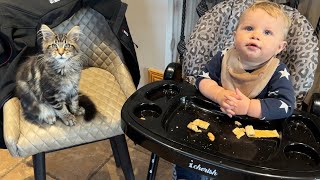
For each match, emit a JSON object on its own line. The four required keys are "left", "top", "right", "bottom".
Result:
{"left": 195, "top": 51, "right": 295, "bottom": 120}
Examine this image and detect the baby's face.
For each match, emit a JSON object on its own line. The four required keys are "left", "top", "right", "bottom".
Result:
{"left": 234, "top": 8, "right": 287, "bottom": 65}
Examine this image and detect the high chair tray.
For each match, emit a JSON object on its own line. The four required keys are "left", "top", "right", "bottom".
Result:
{"left": 121, "top": 80, "right": 320, "bottom": 179}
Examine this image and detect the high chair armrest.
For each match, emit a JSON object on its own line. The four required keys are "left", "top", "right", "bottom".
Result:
{"left": 164, "top": 62, "right": 182, "bottom": 81}
{"left": 309, "top": 93, "right": 320, "bottom": 116}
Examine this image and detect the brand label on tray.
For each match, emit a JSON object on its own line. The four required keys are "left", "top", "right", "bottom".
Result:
{"left": 188, "top": 160, "right": 218, "bottom": 176}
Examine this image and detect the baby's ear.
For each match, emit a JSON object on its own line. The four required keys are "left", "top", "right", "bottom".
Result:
{"left": 276, "top": 40, "right": 287, "bottom": 54}
{"left": 40, "top": 24, "right": 55, "bottom": 41}
{"left": 67, "top": 26, "right": 82, "bottom": 42}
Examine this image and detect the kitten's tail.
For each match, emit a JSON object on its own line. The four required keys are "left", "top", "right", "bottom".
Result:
{"left": 79, "top": 94, "right": 97, "bottom": 121}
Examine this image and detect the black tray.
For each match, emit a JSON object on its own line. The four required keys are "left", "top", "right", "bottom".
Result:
{"left": 121, "top": 80, "right": 320, "bottom": 179}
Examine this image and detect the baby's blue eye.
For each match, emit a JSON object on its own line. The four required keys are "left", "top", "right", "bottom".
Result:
{"left": 244, "top": 26, "right": 253, "bottom": 31}
{"left": 264, "top": 30, "right": 272, "bottom": 35}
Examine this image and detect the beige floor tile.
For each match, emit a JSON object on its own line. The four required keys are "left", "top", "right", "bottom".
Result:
{"left": 29, "top": 140, "right": 113, "bottom": 180}
{"left": 1, "top": 160, "right": 54, "bottom": 180}
{"left": 1, "top": 138, "right": 174, "bottom": 180}
{"left": 47, "top": 140, "right": 111, "bottom": 180}
{"left": 0, "top": 149, "right": 27, "bottom": 177}
{"left": 91, "top": 146, "right": 173, "bottom": 180}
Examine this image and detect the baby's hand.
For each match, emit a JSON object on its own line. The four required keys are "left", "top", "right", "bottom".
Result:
{"left": 224, "top": 88, "right": 250, "bottom": 116}
{"left": 217, "top": 89, "right": 238, "bottom": 108}
{"left": 217, "top": 89, "right": 239, "bottom": 117}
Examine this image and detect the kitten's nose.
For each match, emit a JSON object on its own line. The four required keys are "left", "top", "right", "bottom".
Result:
{"left": 58, "top": 48, "right": 64, "bottom": 56}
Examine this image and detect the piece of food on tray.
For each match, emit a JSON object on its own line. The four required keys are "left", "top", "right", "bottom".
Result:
{"left": 207, "top": 132, "right": 215, "bottom": 141}
{"left": 232, "top": 127, "right": 246, "bottom": 139}
{"left": 187, "top": 119, "right": 210, "bottom": 133}
{"left": 187, "top": 122, "right": 202, "bottom": 132}
{"left": 243, "top": 125, "right": 280, "bottom": 138}
{"left": 192, "top": 119, "right": 210, "bottom": 129}
{"left": 234, "top": 121, "right": 242, "bottom": 127}
{"left": 245, "top": 125, "right": 255, "bottom": 137}
{"left": 253, "top": 130, "right": 280, "bottom": 138}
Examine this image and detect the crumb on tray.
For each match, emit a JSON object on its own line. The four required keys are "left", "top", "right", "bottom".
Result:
{"left": 207, "top": 132, "right": 215, "bottom": 141}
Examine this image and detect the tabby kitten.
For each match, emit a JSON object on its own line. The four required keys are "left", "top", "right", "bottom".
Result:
{"left": 16, "top": 24, "right": 96, "bottom": 126}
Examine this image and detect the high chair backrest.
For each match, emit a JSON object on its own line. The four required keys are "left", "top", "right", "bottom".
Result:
{"left": 183, "top": 0, "right": 318, "bottom": 109}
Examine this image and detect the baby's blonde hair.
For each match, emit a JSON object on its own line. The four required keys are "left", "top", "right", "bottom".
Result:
{"left": 238, "top": 1, "right": 291, "bottom": 39}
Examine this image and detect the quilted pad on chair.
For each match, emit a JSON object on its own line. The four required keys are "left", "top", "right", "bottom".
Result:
{"left": 3, "top": 67, "right": 131, "bottom": 157}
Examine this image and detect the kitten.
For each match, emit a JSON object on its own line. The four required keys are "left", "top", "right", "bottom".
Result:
{"left": 16, "top": 24, "right": 96, "bottom": 126}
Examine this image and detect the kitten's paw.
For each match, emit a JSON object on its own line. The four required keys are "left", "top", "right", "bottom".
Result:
{"left": 75, "top": 106, "right": 85, "bottom": 116}
{"left": 44, "top": 115, "right": 56, "bottom": 125}
{"left": 61, "top": 114, "right": 76, "bottom": 126}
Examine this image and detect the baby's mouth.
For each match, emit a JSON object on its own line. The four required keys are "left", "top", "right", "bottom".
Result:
{"left": 246, "top": 43, "right": 260, "bottom": 49}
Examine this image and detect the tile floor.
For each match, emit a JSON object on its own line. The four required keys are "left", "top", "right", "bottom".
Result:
{"left": 0, "top": 137, "right": 173, "bottom": 180}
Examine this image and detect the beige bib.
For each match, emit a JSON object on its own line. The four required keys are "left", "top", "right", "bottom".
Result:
{"left": 221, "top": 48, "right": 279, "bottom": 98}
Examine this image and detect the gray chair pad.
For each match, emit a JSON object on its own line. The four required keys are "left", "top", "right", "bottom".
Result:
{"left": 4, "top": 67, "right": 134, "bottom": 157}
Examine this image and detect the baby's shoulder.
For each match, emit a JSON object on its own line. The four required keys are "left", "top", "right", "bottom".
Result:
{"left": 275, "top": 61, "right": 289, "bottom": 71}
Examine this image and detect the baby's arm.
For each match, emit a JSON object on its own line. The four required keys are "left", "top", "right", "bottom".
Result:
{"left": 199, "top": 79, "right": 238, "bottom": 111}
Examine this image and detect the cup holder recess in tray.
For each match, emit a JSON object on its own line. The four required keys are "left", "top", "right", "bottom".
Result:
{"left": 284, "top": 143, "right": 320, "bottom": 168}
{"left": 145, "top": 84, "right": 180, "bottom": 101}
{"left": 133, "top": 103, "right": 162, "bottom": 119}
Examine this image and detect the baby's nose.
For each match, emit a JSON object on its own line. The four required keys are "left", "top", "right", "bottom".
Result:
{"left": 250, "top": 31, "right": 260, "bottom": 40}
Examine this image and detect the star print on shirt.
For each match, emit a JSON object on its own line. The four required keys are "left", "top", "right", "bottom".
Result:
{"left": 268, "top": 90, "right": 279, "bottom": 97}
{"left": 279, "top": 100, "right": 289, "bottom": 113}
{"left": 199, "top": 71, "right": 211, "bottom": 79}
{"left": 279, "top": 68, "right": 290, "bottom": 80}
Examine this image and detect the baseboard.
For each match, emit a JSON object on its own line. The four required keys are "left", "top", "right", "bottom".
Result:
{"left": 148, "top": 68, "right": 164, "bottom": 82}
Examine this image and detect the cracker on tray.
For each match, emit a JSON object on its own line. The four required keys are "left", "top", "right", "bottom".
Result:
{"left": 252, "top": 130, "right": 280, "bottom": 138}
{"left": 232, "top": 127, "right": 245, "bottom": 139}
{"left": 192, "top": 119, "right": 210, "bottom": 129}
{"left": 245, "top": 125, "right": 255, "bottom": 137}
{"left": 187, "top": 119, "right": 210, "bottom": 133}
{"left": 243, "top": 125, "right": 280, "bottom": 138}
{"left": 187, "top": 122, "right": 202, "bottom": 132}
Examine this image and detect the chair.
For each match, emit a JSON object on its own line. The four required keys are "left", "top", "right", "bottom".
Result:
{"left": 180, "top": 0, "right": 318, "bottom": 109}
{"left": 163, "top": 0, "right": 318, "bottom": 179}
{"left": 3, "top": 5, "right": 136, "bottom": 180}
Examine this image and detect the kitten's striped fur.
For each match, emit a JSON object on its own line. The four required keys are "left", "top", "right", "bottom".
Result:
{"left": 16, "top": 25, "right": 96, "bottom": 126}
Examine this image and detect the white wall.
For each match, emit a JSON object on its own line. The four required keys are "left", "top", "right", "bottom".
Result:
{"left": 124, "top": 0, "right": 170, "bottom": 88}
{"left": 123, "top": 0, "right": 201, "bottom": 88}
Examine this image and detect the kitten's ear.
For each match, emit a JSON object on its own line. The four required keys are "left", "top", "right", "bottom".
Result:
{"left": 40, "top": 24, "right": 55, "bottom": 41}
{"left": 67, "top": 26, "right": 82, "bottom": 42}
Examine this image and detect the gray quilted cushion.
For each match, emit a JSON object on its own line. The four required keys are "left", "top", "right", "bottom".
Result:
{"left": 183, "top": 0, "right": 318, "bottom": 109}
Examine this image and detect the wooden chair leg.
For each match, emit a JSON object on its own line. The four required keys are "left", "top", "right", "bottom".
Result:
{"left": 32, "top": 152, "right": 46, "bottom": 180}
{"left": 110, "top": 136, "right": 121, "bottom": 167}
{"left": 111, "top": 134, "right": 135, "bottom": 180}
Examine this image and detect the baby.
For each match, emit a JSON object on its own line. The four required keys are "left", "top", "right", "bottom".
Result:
{"left": 176, "top": 1, "right": 296, "bottom": 180}
{"left": 195, "top": 1, "right": 295, "bottom": 120}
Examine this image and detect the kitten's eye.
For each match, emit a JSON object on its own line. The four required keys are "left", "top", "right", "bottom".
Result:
{"left": 64, "top": 44, "right": 71, "bottom": 48}
{"left": 244, "top": 26, "right": 253, "bottom": 31}
{"left": 51, "top": 44, "right": 58, "bottom": 48}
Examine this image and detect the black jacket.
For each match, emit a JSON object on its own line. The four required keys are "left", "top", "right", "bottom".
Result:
{"left": 0, "top": 0, "right": 140, "bottom": 107}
